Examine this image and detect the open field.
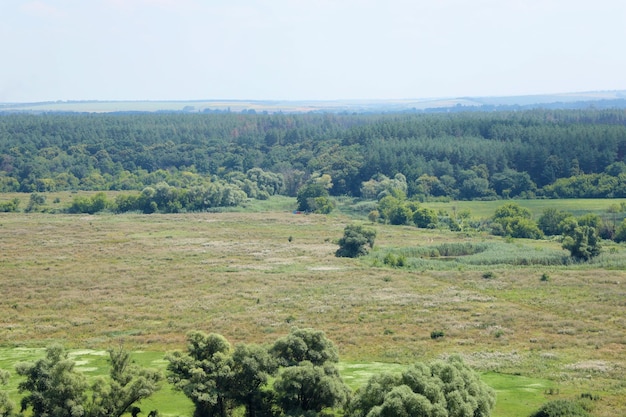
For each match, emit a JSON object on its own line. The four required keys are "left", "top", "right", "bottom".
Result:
{"left": 0, "top": 205, "right": 625, "bottom": 416}
{"left": 422, "top": 198, "right": 626, "bottom": 220}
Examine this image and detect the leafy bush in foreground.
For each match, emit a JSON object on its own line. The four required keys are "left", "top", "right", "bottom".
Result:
{"left": 13, "top": 344, "right": 161, "bottom": 417}
{"left": 348, "top": 355, "right": 496, "bottom": 417}
{"left": 529, "top": 399, "right": 590, "bottom": 417}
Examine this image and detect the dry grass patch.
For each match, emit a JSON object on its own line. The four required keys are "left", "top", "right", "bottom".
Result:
{"left": 1, "top": 211, "right": 625, "bottom": 416}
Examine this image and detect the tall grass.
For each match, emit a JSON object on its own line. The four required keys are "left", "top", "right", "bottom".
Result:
{"left": 372, "top": 241, "right": 569, "bottom": 269}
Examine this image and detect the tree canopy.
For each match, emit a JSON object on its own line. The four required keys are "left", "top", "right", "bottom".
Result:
{"left": 349, "top": 355, "right": 496, "bottom": 417}
{"left": 2, "top": 110, "right": 626, "bottom": 203}
{"left": 14, "top": 344, "right": 161, "bottom": 417}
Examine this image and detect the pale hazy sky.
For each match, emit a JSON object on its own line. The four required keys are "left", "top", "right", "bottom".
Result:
{"left": 2, "top": 0, "right": 625, "bottom": 102}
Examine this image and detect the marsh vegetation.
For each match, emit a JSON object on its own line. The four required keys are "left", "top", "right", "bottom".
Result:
{"left": 0, "top": 198, "right": 624, "bottom": 416}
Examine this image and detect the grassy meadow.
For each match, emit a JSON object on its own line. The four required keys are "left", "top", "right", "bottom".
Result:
{"left": 0, "top": 195, "right": 625, "bottom": 417}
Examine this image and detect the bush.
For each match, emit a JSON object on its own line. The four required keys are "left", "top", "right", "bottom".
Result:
{"left": 68, "top": 192, "right": 109, "bottom": 214}
{"left": 349, "top": 356, "right": 495, "bottom": 417}
{"left": 413, "top": 207, "right": 438, "bottom": 228}
{"left": 297, "top": 182, "right": 330, "bottom": 213}
{"left": 383, "top": 253, "right": 406, "bottom": 268}
{"left": 336, "top": 225, "right": 376, "bottom": 258}
{"left": 0, "top": 198, "right": 20, "bottom": 212}
{"left": 562, "top": 225, "right": 601, "bottom": 261}
{"left": 614, "top": 218, "right": 626, "bottom": 242}
{"left": 430, "top": 330, "right": 445, "bottom": 339}
{"left": 529, "top": 399, "right": 590, "bottom": 417}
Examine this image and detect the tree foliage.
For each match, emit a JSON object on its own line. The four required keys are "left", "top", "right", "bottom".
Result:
{"left": 3, "top": 110, "right": 626, "bottom": 202}
{"left": 529, "top": 399, "right": 590, "bottom": 417}
{"left": 87, "top": 346, "right": 162, "bottom": 417}
{"left": 562, "top": 224, "right": 601, "bottom": 261}
{"left": 14, "top": 344, "right": 162, "bottom": 417}
{"left": 537, "top": 208, "right": 574, "bottom": 236}
{"left": 0, "top": 370, "right": 14, "bottom": 417}
{"left": 271, "top": 328, "right": 349, "bottom": 416}
{"left": 296, "top": 180, "right": 333, "bottom": 213}
{"left": 335, "top": 225, "right": 377, "bottom": 258}
{"left": 270, "top": 328, "right": 339, "bottom": 368}
{"left": 15, "top": 344, "right": 88, "bottom": 417}
{"left": 492, "top": 203, "right": 543, "bottom": 239}
{"left": 167, "top": 328, "right": 349, "bottom": 417}
{"left": 349, "top": 356, "right": 496, "bottom": 417}
{"left": 166, "top": 332, "right": 235, "bottom": 417}
{"left": 273, "top": 362, "right": 350, "bottom": 415}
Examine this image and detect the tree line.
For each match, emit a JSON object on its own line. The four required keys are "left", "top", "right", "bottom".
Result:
{"left": 0, "top": 328, "right": 496, "bottom": 417}
{"left": 1, "top": 327, "right": 596, "bottom": 417}
{"left": 2, "top": 110, "right": 626, "bottom": 202}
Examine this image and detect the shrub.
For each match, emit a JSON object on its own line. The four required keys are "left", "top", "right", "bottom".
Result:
{"left": 336, "top": 225, "right": 376, "bottom": 258}
{"left": 614, "top": 218, "right": 626, "bottom": 242}
{"left": 0, "top": 198, "right": 20, "bottom": 212}
{"left": 529, "top": 399, "right": 590, "bottom": 417}
{"left": 383, "top": 253, "right": 407, "bottom": 268}
{"left": 413, "top": 207, "right": 438, "bottom": 228}
{"left": 538, "top": 208, "right": 574, "bottom": 236}
{"left": 349, "top": 356, "right": 495, "bottom": 417}
{"left": 562, "top": 225, "right": 601, "bottom": 261}
{"left": 430, "top": 330, "right": 445, "bottom": 339}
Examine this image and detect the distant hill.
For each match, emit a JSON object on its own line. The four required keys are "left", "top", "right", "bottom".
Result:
{"left": 1, "top": 90, "right": 625, "bottom": 114}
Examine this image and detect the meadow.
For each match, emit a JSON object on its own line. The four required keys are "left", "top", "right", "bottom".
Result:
{"left": 0, "top": 196, "right": 625, "bottom": 416}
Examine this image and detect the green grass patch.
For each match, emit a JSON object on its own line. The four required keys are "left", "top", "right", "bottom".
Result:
{"left": 373, "top": 240, "right": 570, "bottom": 269}
{"left": 482, "top": 372, "right": 555, "bottom": 417}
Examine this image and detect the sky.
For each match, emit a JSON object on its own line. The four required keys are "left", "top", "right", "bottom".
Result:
{"left": 1, "top": 0, "right": 625, "bottom": 102}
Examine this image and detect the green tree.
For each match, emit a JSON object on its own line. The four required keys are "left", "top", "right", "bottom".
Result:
{"left": 229, "top": 344, "right": 277, "bottom": 417}
{"left": 388, "top": 204, "right": 413, "bottom": 226}
{"left": 0, "top": 370, "right": 15, "bottom": 417}
{"left": 413, "top": 207, "right": 438, "bottom": 228}
{"left": 296, "top": 182, "right": 332, "bottom": 213}
{"left": 273, "top": 361, "right": 350, "bottom": 415}
{"left": 335, "top": 224, "right": 376, "bottom": 258}
{"left": 537, "top": 208, "right": 574, "bottom": 236}
{"left": 270, "top": 328, "right": 339, "bottom": 368}
{"left": 349, "top": 356, "right": 496, "bottom": 417}
{"left": 25, "top": 192, "right": 46, "bottom": 212}
{"left": 562, "top": 225, "right": 601, "bottom": 261}
{"left": 68, "top": 192, "right": 109, "bottom": 214}
{"left": 271, "top": 328, "right": 350, "bottom": 415}
{"left": 0, "top": 198, "right": 20, "bottom": 213}
{"left": 86, "top": 346, "right": 162, "bottom": 417}
{"left": 16, "top": 344, "right": 88, "bottom": 417}
{"left": 614, "top": 218, "right": 626, "bottom": 243}
{"left": 492, "top": 203, "right": 543, "bottom": 239}
{"left": 166, "top": 332, "right": 235, "bottom": 417}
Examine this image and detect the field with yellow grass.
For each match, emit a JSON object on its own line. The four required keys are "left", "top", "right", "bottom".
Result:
{"left": 0, "top": 205, "right": 624, "bottom": 416}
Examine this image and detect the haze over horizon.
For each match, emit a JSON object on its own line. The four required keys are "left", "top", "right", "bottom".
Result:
{"left": 2, "top": 0, "right": 625, "bottom": 103}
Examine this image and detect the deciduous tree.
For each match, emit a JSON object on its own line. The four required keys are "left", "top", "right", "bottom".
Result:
{"left": 15, "top": 344, "right": 88, "bottom": 417}
{"left": 349, "top": 356, "right": 495, "bottom": 417}
{"left": 335, "top": 224, "right": 376, "bottom": 258}
{"left": 87, "top": 346, "right": 162, "bottom": 417}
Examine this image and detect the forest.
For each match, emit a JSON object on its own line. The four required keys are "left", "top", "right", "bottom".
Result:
{"left": 1, "top": 109, "right": 626, "bottom": 202}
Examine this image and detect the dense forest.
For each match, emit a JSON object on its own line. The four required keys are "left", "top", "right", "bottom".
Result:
{"left": 1, "top": 109, "right": 626, "bottom": 202}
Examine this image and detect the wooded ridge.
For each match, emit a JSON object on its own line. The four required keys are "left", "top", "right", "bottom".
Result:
{"left": 1, "top": 109, "right": 626, "bottom": 201}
